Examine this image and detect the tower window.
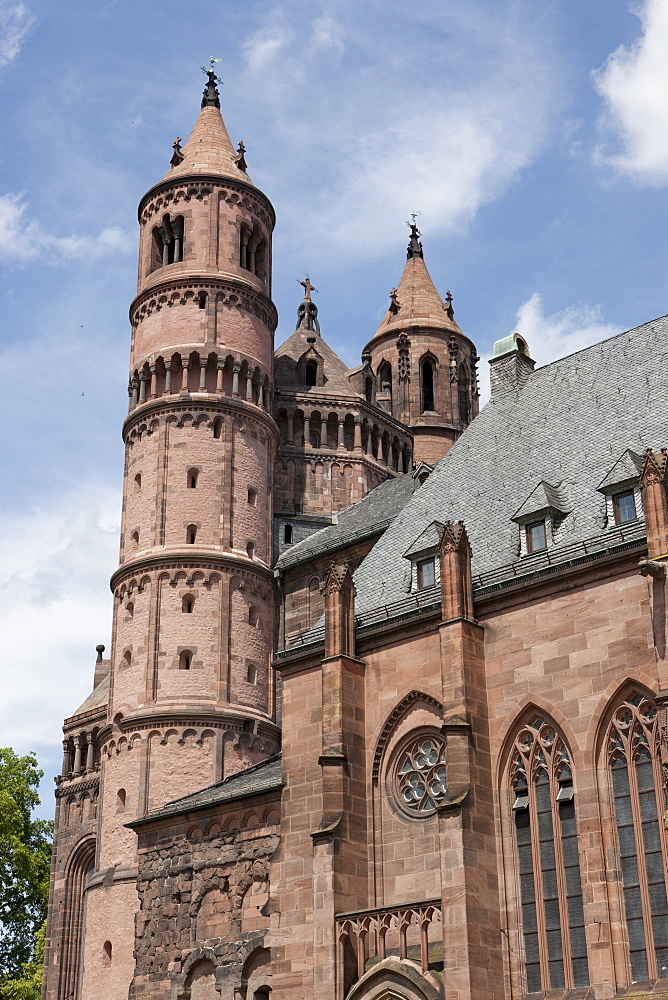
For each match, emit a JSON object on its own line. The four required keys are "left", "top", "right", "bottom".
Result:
{"left": 246, "top": 662, "right": 257, "bottom": 684}
{"left": 526, "top": 520, "right": 547, "bottom": 553}
{"left": 122, "top": 651, "right": 131, "bottom": 669}
{"left": 417, "top": 557, "right": 435, "bottom": 589}
{"left": 421, "top": 359, "right": 435, "bottom": 412}
{"left": 378, "top": 361, "right": 392, "bottom": 404}
{"left": 305, "top": 361, "right": 317, "bottom": 386}
{"left": 365, "top": 377, "right": 373, "bottom": 403}
{"left": 102, "top": 941, "right": 112, "bottom": 967}
{"left": 187, "top": 524, "right": 197, "bottom": 544}
{"left": 284, "top": 524, "right": 293, "bottom": 544}
{"left": 246, "top": 541, "right": 255, "bottom": 559}
{"left": 247, "top": 487, "right": 257, "bottom": 507}
{"left": 131, "top": 530, "right": 139, "bottom": 548}
{"left": 198, "top": 291, "right": 207, "bottom": 309}
{"left": 213, "top": 418, "right": 222, "bottom": 439}
{"left": 309, "top": 432, "right": 320, "bottom": 448}
{"left": 126, "top": 601, "right": 134, "bottom": 619}
{"left": 249, "top": 606, "right": 259, "bottom": 626}
{"left": 179, "top": 650, "right": 192, "bottom": 670}
{"left": 458, "top": 363, "right": 470, "bottom": 425}
{"left": 116, "top": 789, "right": 126, "bottom": 813}
{"left": 134, "top": 473, "right": 141, "bottom": 491}
{"left": 182, "top": 595, "right": 194, "bottom": 614}
{"left": 613, "top": 490, "right": 637, "bottom": 525}
{"left": 188, "top": 468, "right": 199, "bottom": 489}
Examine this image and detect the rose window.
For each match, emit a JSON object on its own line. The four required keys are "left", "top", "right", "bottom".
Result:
{"left": 394, "top": 734, "right": 447, "bottom": 816}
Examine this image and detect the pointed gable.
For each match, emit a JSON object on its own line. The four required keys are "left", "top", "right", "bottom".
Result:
{"left": 511, "top": 482, "right": 570, "bottom": 523}
{"left": 597, "top": 449, "right": 643, "bottom": 494}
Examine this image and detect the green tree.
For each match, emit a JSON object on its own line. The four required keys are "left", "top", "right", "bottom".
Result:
{"left": 0, "top": 749, "right": 52, "bottom": 996}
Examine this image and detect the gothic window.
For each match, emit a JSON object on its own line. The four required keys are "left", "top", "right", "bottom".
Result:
{"left": 393, "top": 732, "right": 447, "bottom": 817}
{"left": 606, "top": 691, "right": 668, "bottom": 982}
{"left": 510, "top": 717, "right": 589, "bottom": 993}
{"left": 421, "top": 358, "right": 435, "bottom": 412}
{"left": 458, "top": 363, "right": 470, "bottom": 425}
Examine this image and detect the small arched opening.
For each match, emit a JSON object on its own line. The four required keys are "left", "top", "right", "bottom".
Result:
{"left": 116, "top": 789, "right": 126, "bottom": 813}
{"left": 101, "top": 940, "right": 112, "bottom": 967}
{"left": 182, "top": 595, "right": 195, "bottom": 614}
{"left": 179, "top": 650, "right": 192, "bottom": 671}
{"left": 188, "top": 468, "right": 199, "bottom": 489}
{"left": 187, "top": 524, "right": 197, "bottom": 545}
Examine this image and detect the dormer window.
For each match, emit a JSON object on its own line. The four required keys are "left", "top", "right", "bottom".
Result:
{"left": 417, "top": 557, "right": 436, "bottom": 589}
{"left": 613, "top": 490, "right": 637, "bottom": 525}
{"left": 525, "top": 520, "right": 547, "bottom": 554}
{"left": 305, "top": 361, "right": 317, "bottom": 386}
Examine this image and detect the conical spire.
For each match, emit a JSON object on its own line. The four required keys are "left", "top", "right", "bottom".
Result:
{"left": 162, "top": 70, "right": 253, "bottom": 184}
{"left": 371, "top": 227, "right": 461, "bottom": 338}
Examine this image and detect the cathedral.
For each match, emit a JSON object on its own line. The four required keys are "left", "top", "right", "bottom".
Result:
{"left": 42, "top": 70, "right": 668, "bottom": 1000}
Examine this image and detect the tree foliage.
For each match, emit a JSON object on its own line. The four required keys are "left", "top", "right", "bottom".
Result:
{"left": 0, "top": 749, "right": 52, "bottom": 993}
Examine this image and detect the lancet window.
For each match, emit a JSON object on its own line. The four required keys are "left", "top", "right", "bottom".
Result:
{"left": 150, "top": 213, "right": 184, "bottom": 270}
{"left": 510, "top": 716, "right": 589, "bottom": 993}
{"left": 606, "top": 691, "right": 668, "bottom": 982}
{"left": 421, "top": 358, "right": 435, "bottom": 412}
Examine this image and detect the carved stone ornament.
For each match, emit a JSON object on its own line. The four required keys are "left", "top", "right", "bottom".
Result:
{"left": 393, "top": 732, "right": 447, "bottom": 817}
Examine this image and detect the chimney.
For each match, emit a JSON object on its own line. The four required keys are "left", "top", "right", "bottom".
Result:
{"left": 489, "top": 332, "right": 535, "bottom": 398}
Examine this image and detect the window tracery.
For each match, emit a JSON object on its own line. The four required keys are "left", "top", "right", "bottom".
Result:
{"left": 510, "top": 716, "right": 589, "bottom": 993}
{"left": 393, "top": 732, "right": 447, "bottom": 817}
{"left": 606, "top": 691, "right": 668, "bottom": 982}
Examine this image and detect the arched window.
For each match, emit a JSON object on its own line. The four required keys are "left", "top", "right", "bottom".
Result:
{"left": 126, "top": 601, "right": 134, "bottom": 619}
{"left": 309, "top": 431, "right": 320, "bottom": 448}
{"left": 605, "top": 691, "right": 668, "bottom": 982}
{"left": 198, "top": 291, "right": 207, "bottom": 309}
{"left": 101, "top": 940, "right": 112, "bottom": 967}
{"left": 284, "top": 524, "right": 293, "bottom": 544}
{"left": 510, "top": 716, "right": 589, "bottom": 993}
{"left": 421, "top": 358, "right": 435, "bottom": 412}
{"left": 246, "top": 541, "right": 255, "bottom": 559}
{"left": 187, "top": 524, "right": 197, "bottom": 544}
{"left": 458, "top": 363, "right": 470, "bottom": 425}
{"left": 213, "top": 418, "right": 222, "bottom": 439}
{"left": 134, "top": 473, "right": 141, "bottom": 491}
{"left": 58, "top": 838, "right": 96, "bottom": 997}
{"left": 378, "top": 361, "right": 392, "bottom": 403}
{"left": 305, "top": 360, "right": 318, "bottom": 386}
{"left": 131, "top": 530, "right": 139, "bottom": 548}
{"left": 179, "top": 650, "right": 192, "bottom": 671}
{"left": 116, "top": 789, "right": 126, "bottom": 813}
{"left": 187, "top": 468, "right": 199, "bottom": 489}
{"left": 182, "top": 595, "right": 194, "bottom": 614}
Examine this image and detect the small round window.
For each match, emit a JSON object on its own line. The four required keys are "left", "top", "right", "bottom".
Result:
{"left": 393, "top": 732, "right": 447, "bottom": 817}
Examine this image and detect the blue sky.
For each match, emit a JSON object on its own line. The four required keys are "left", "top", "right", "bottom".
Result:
{"left": 1, "top": 0, "right": 668, "bottom": 817}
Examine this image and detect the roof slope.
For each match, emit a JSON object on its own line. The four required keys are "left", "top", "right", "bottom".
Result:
{"left": 371, "top": 254, "right": 461, "bottom": 340}
{"left": 274, "top": 326, "right": 360, "bottom": 398}
{"left": 276, "top": 472, "right": 418, "bottom": 571}
{"left": 352, "top": 315, "right": 668, "bottom": 612}
{"left": 128, "top": 755, "right": 283, "bottom": 825}
{"left": 163, "top": 105, "right": 252, "bottom": 185}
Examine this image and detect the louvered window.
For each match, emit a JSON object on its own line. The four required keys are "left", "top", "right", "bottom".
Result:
{"left": 607, "top": 693, "right": 668, "bottom": 982}
{"left": 511, "top": 717, "right": 589, "bottom": 993}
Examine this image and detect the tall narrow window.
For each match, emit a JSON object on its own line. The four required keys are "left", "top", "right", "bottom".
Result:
{"left": 607, "top": 692, "right": 668, "bottom": 982}
{"left": 421, "top": 359, "right": 435, "bottom": 412}
{"left": 458, "top": 363, "right": 470, "bottom": 425}
{"left": 179, "top": 650, "right": 192, "bottom": 670}
{"left": 365, "top": 377, "right": 373, "bottom": 402}
{"left": 417, "top": 557, "right": 435, "bottom": 589}
{"left": 284, "top": 524, "right": 293, "bottom": 544}
{"left": 116, "top": 789, "right": 126, "bottom": 813}
{"left": 134, "top": 473, "right": 141, "bottom": 491}
{"left": 182, "top": 595, "right": 194, "bottom": 614}
{"left": 213, "top": 418, "right": 222, "bottom": 439}
{"left": 305, "top": 361, "right": 317, "bottom": 386}
{"left": 526, "top": 520, "right": 547, "bottom": 553}
{"left": 511, "top": 716, "right": 589, "bottom": 993}
{"left": 378, "top": 361, "right": 392, "bottom": 404}
{"left": 188, "top": 468, "right": 199, "bottom": 489}
{"left": 131, "top": 530, "right": 139, "bottom": 548}
{"left": 187, "top": 524, "right": 197, "bottom": 544}
{"left": 101, "top": 940, "right": 112, "bottom": 967}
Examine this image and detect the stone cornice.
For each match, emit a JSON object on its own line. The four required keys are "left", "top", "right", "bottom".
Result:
{"left": 363, "top": 325, "right": 477, "bottom": 356}
{"left": 110, "top": 551, "right": 275, "bottom": 594}
{"left": 129, "top": 274, "right": 278, "bottom": 332}
{"left": 122, "top": 393, "right": 279, "bottom": 443}
{"left": 97, "top": 708, "right": 280, "bottom": 745}
{"left": 138, "top": 173, "right": 275, "bottom": 228}
{"left": 55, "top": 774, "right": 100, "bottom": 798}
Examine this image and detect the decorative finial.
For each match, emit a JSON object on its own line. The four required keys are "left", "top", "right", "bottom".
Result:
{"left": 405, "top": 215, "right": 423, "bottom": 260}
{"left": 200, "top": 58, "right": 222, "bottom": 109}
{"left": 170, "top": 137, "right": 184, "bottom": 168}
{"left": 96, "top": 644, "right": 105, "bottom": 662}
{"left": 295, "top": 276, "right": 320, "bottom": 333}
{"left": 299, "top": 275, "right": 318, "bottom": 301}
{"left": 389, "top": 287, "right": 400, "bottom": 315}
{"left": 234, "top": 140, "right": 247, "bottom": 172}
{"left": 444, "top": 290, "right": 454, "bottom": 321}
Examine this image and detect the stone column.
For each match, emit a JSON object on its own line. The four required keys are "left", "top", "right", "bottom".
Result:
{"left": 262, "top": 379, "right": 270, "bottom": 411}
{"left": 164, "top": 361, "right": 172, "bottom": 394}
{"left": 246, "top": 367, "right": 254, "bottom": 401}
{"left": 127, "top": 384, "right": 134, "bottom": 412}
{"left": 149, "top": 365, "right": 157, "bottom": 398}
{"left": 181, "top": 357, "right": 189, "bottom": 392}
{"left": 304, "top": 414, "right": 312, "bottom": 448}
{"left": 337, "top": 417, "right": 346, "bottom": 450}
{"left": 72, "top": 735, "right": 82, "bottom": 777}
{"left": 353, "top": 418, "right": 362, "bottom": 453}
{"left": 61, "top": 740, "right": 71, "bottom": 779}
{"left": 85, "top": 733, "right": 94, "bottom": 774}
{"left": 320, "top": 416, "right": 328, "bottom": 448}
{"left": 287, "top": 411, "right": 294, "bottom": 445}
{"left": 199, "top": 357, "right": 207, "bottom": 391}
{"left": 216, "top": 358, "right": 225, "bottom": 393}
{"left": 138, "top": 372, "right": 147, "bottom": 403}
{"left": 232, "top": 361, "right": 241, "bottom": 396}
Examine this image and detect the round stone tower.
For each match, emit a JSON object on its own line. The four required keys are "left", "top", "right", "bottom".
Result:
{"left": 74, "top": 72, "right": 280, "bottom": 998}
{"left": 363, "top": 223, "right": 480, "bottom": 466}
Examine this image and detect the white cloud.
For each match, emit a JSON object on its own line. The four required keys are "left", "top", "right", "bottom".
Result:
{"left": 593, "top": 0, "right": 668, "bottom": 183}
{"left": 479, "top": 293, "right": 622, "bottom": 404}
{"left": 0, "top": 2, "right": 35, "bottom": 69}
{"left": 0, "top": 483, "right": 120, "bottom": 753}
{"left": 0, "top": 191, "right": 133, "bottom": 263}
{"left": 240, "top": 0, "right": 561, "bottom": 257}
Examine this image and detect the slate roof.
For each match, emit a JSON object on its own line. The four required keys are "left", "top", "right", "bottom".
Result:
{"left": 276, "top": 472, "right": 418, "bottom": 571}
{"left": 69, "top": 674, "right": 109, "bottom": 720}
{"left": 350, "top": 315, "right": 668, "bottom": 615}
{"left": 127, "top": 755, "right": 283, "bottom": 826}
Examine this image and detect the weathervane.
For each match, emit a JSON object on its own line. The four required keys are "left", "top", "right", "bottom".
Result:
{"left": 201, "top": 58, "right": 222, "bottom": 109}
{"left": 407, "top": 210, "right": 422, "bottom": 229}
{"left": 201, "top": 56, "right": 222, "bottom": 81}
